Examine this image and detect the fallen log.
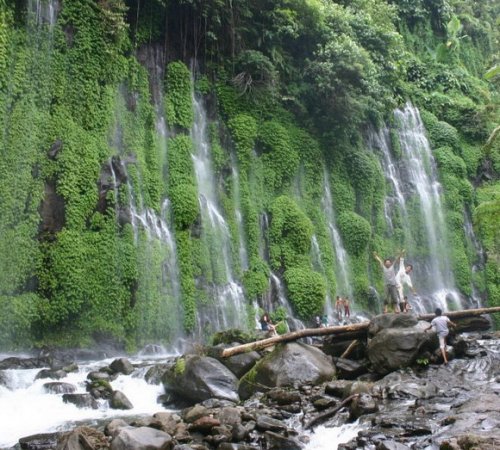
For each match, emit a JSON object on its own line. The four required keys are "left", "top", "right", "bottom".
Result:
{"left": 221, "top": 322, "right": 370, "bottom": 358}
{"left": 417, "top": 306, "right": 500, "bottom": 321}
{"left": 221, "top": 306, "right": 500, "bottom": 358}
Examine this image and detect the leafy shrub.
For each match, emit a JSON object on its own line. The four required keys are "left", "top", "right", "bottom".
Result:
{"left": 337, "top": 211, "right": 371, "bottom": 256}
{"left": 170, "top": 183, "right": 199, "bottom": 230}
{"left": 284, "top": 267, "right": 326, "bottom": 320}
{"left": 165, "top": 61, "right": 193, "bottom": 129}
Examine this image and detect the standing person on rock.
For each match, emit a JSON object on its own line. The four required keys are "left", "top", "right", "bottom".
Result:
{"left": 425, "top": 308, "right": 456, "bottom": 364}
{"left": 373, "top": 250, "right": 403, "bottom": 313}
{"left": 344, "top": 297, "right": 351, "bottom": 318}
{"left": 396, "top": 250, "right": 417, "bottom": 310}
{"left": 335, "top": 296, "right": 343, "bottom": 321}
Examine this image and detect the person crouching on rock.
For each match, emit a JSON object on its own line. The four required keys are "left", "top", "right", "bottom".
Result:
{"left": 425, "top": 308, "right": 456, "bottom": 365}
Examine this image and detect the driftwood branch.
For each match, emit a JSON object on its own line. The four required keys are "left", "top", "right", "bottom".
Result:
{"left": 305, "top": 394, "right": 359, "bottom": 430}
{"left": 220, "top": 306, "right": 500, "bottom": 358}
{"left": 340, "top": 340, "right": 359, "bottom": 359}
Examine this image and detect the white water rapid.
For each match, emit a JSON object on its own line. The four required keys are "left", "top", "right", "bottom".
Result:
{"left": 0, "top": 356, "right": 169, "bottom": 448}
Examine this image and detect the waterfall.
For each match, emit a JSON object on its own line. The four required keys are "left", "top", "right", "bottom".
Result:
{"left": 371, "top": 102, "right": 465, "bottom": 313}
{"left": 232, "top": 159, "right": 249, "bottom": 271}
{"left": 321, "top": 169, "right": 353, "bottom": 300}
{"left": 28, "top": 0, "right": 58, "bottom": 30}
{"left": 311, "top": 235, "right": 334, "bottom": 320}
{"left": 191, "top": 94, "right": 248, "bottom": 334}
{"left": 269, "top": 273, "right": 308, "bottom": 333}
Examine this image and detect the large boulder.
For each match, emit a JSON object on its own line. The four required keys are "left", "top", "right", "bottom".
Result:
{"left": 110, "top": 390, "right": 133, "bottom": 410}
{"left": 367, "top": 317, "right": 432, "bottom": 375}
{"left": 43, "top": 382, "right": 77, "bottom": 394}
{"left": 162, "top": 355, "right": 239, "bottom": 404}
{"left": 210, "top": 344, "right": 261, "bottom": 378}
{"left": 110, "top": 358, "right": 134, "bottom": 375}
{"left": 238, "top": 343, "right": 335, "bottom": 400}
{"left": 62, "top": 393, "right": 98, "bottom": 409}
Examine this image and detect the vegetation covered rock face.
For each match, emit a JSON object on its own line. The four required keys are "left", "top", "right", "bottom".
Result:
{"left": 0, "top": 0, "right": 498, "bottom": 349}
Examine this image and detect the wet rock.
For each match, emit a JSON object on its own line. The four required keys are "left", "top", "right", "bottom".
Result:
{"left": 264, "top": 431, "right": 304, "bottom": 450}
{"left": 322, "top": 338, "right": 366, "bottom": 360}
{"left": 349, "top": 393, "right": 378, "bottom": 420}
{"left": 19, "top": 432, "right": 62, "bottom": 450}
{"left": 367, "top": 321, "right": 432, "bottom": 374}
{"left": 231, "top": 423, "right": 250, "bottom": 441}
{"left": 266, "top": 388, "right": 301, "bottom": 405}
{"left": 87, "top": 371, "right": 111, "bottom": 382}
{"left": 376, "top": 441, "right": 411, "bottom": 450}
{"left": 145, "top": 363, "right": 173, "bottom": 385}
{"left": 151, "top": 412, "right": 180, "bottom": 435}
{"left": 211, "top": 344, "right": 260, "bottom": 378}
{"left": 110, "top": 358, "right": 134, "bottom": 375}
{"left": 0, "top": 370, "right": 7, "bottom": 388}
{"left": 87, "top": 378, "right": 113, "bottom": 399}
{"left": 110, "top": 390, "right": 133, "bottom": 410}
{"left": 217, "top": 406, "right": 242, "bottom": 426}
{"left": 0, "top": 356, "right": 50, "bottom": 370}
{"left": 324, "top": 380, "right": 353, "bottom": 398}
{"left": 43, "top": 382, "right": 77, "bottom": 394}
{"left": 62, "top": 393, "right": 98, "bottom": 409}
{"left": 105, "top": 419, "right": 130, "bottom": 438}
{"left": 312, "top": 396, "right": 337, "bottom": 410}
{"left": 368, "top": 314, "right": 419, "bottom": 336}
{"left": 35, "top": 369, "right": 67, "bottom": 380}
{"left": 56, "top": 426, "right": 109, "bottom": 450}
{"left": 256, "top": 415, "right": 287, "bottom": 432}
{"left": 189, "top": 416, "right": 220, "bottom": 433}
{"left": 110, "top": 426, "right": 173, "bottom": 450}
{"left": 163, "top": 356, "right": 239, "bottom": 404}
{"left": 184, "top": 405, "right": 209, "bottom": 423}
{"left": 334, "top": 358, "right": 368, "bottom": 379}
{"left": 239, "top": 343, "right": 335, "bottom": 400}
{"left": 62, "top": 363, "right": 79, "bottom": 373}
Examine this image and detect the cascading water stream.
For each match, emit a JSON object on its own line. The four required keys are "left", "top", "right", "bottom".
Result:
{"left": 231, "top": 159, "right": 249, "bottom": 271}
{"left": 371, "top": 103, "right": 465, "bottom": 312}
{"left": 321, "top": 169, "right": 353, "bottom": 300}
{"left": 191, "top": 94, "right": 248, "bottom": 334}
{"left": 311, "top": 235, "right": 334, "bottom": 320}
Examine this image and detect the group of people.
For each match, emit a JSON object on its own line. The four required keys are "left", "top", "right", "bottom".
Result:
{"left": 373, "top": 249, "right": 416, "bottom": 313}
{"left": 334, "top": 296, "right": 351, "bottom": 320}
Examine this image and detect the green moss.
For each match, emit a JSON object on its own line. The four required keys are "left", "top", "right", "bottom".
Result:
{"left": 337, "top": 211, "right": 371, "bottom": 257}
{"left": 170, "top": 183, "right": 199, "bottom": 230}
{"left": 269, "top": 196, "right": 314, "bottom": 271}
{"left": 165, "top": 61, "right": 193, "bottom": 129}
{"left": 228, "top": 114, "right": 258, "bottom": 169}
{"left": 174, "top": 357, "right": 186, "bottom": 375}
{"left": 284, "top": 267, "right": 326, "bottom": 320}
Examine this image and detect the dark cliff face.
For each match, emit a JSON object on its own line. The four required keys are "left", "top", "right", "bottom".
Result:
{"left": 0, "top": 0, "right": 498, "bottom": 350}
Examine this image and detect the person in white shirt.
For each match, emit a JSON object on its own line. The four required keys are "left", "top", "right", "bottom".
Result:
{"left": 425, "top": 308, "right": 456, "bottom": 364}
{"left": 373, "top": 250, "right": 403, "bottom": 313}
{"left": 396, "top": 250, "right": 416, "bottom": 311}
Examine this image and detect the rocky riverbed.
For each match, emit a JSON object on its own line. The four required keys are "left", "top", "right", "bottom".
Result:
{"left": 0, "top": 314, "right": 499, "bottom": 450}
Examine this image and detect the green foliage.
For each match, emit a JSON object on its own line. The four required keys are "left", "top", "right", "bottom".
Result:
{"left": 170, "top": 184, "right": 199, "bottom": 230}
{"left": 284, "top": 267, "right": 326, "bottom": 320}
{"left": 258, "top": 121, "right": 299, "bottom": 191}
{"left": 0, "top": 294, "right": 39, "bottom": 349}
{"left": 228, "top": 114, "right": 258, "bottom": 168}
{"left": 242, "top": 259, "right": 269, "bottom": 299}
{"left": 337, "top": 211, "right": 371, "bottom": 257}
{"left": 165, "top": 61, "right": 193, "bottom": 129}
{"left": 269, "top": 196, "right": 313, "bottom": 270}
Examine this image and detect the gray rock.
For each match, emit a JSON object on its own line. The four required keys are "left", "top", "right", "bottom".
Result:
{"left": 349, "top": 393, "right": 378, "bottom": 420}
{"left": 110, "top": 390, "right": 133, "bottom": 410}
{"left": 162, "top": 355, "right": 239, "bottom": 404}
{"left": 62, "top": 393, "right": 98, "bottom": 409}
{"left": 368, "top": 314, "right": 418, "bottom": 336}
{"left": 217, "top": 406, "right": 242, "bottom": 426}
{"left": 264, "top": 431, "right": 304, "bottom": 450}
{"left": 110, "top": 358, "right": 134, "bottom": 375}
{"left": 239, "top": 343, "right": 335, "bottom": 400}
{"left": 35, "top": 369, "right": 67, "bottom": 380}
{"left": 56, "top": 426, "right": 108, "bottom": 450}
{"left": 218, "top": 444, "right": 256, "bottom": 450}
{"left": 256, "top": 415, "right": 287, "bottom": 432}
{"left": 43, "top": 382, "right": 77, "bottom": 394}
{"left": 18, "top": 432, "right": 62, "bottom": 450}
{"left": 145, "top": 363, "right": 173, "bottom": 385}
{"left": 266, "top": 388, "right": 301, "bottom": 405}
{"left": 367, "top": 321, "right": 431, "bottom": 374}
{"left": 105, "top": 419, "right": 130, "bottom": 438}
{"left": 152, "top": 412, "right": 180, "bottom": 435}
{"left": 210, "top": 344, "right": 261, "bottom": 378}
{"left": 87, "top": 371, "right": 111, "bottom": 382}
{"left": 184, "top": 404, "right": 209, "bottom": 423}
{"left": 376, "top": 441, "right": 411, "bottom": 450}
{"left": 334, "top": 358, "right": 368, "bottom": 380}
{"left": 111, "top": 426, "right": 173, "bottom": 450}
{"left": 324, "top": 380, "right": 353, "bottom": 398}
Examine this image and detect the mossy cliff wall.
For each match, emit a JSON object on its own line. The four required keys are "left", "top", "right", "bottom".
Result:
{"left": 0, "top": 0, "right": 498, "bottom": 349}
